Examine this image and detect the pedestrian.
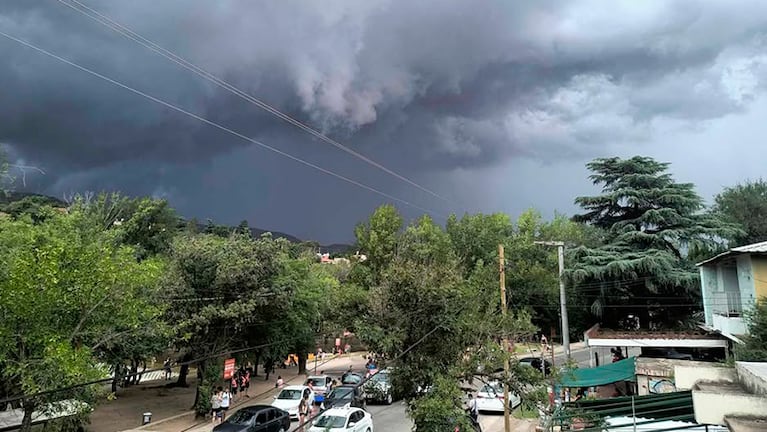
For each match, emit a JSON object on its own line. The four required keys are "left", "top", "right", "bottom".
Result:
{"left": 163, "top": 358, "right": 172, "bottom": 380}
{"left": 298, "top": 393, "right": 310, "bottom": 431}
{"left": 467, "top": 392, "right": 479, "bottom": 423}
{"left": 219, "top": 386, "right": 231, "bottom": 422}
{"left": 241, "top": 369, "right": 250, "bottom": 398}
{"left": 210, "top": 388, "right": 221, "bottom": 424}
{"left": 276, "top": 375, "right": 284, "bottom": 388}
{"left": 230, "top": 373, "right": 239, "bottom": 402}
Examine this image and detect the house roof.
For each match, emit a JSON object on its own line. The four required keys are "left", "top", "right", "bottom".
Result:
{"left": 696, "top": 240, "right": 767, "bottom": 267}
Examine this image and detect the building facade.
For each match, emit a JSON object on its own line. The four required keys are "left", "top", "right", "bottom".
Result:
{"left": 697, "top": 241, "right": 767, "bottom": 340}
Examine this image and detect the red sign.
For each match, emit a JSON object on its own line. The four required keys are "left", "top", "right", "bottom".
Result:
{"left": 223, "top": 358, "right": 236, "bottom": 380}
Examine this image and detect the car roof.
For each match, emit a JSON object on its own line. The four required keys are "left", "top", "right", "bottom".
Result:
{"left": 322, "top": 407, "right": 362, "bottom": 416}
{"left": 281, "top": 385, "right": 308, "bottom": 391}
{"left": 307, "top": 375, "right": 329, "bottom": 379}
{"left": 241, "top": 405, "right": 276, "bottom": 411}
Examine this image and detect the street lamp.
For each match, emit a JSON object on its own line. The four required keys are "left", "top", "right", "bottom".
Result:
{"left": 534, "top": 241, "right": 570, "bottom": 360}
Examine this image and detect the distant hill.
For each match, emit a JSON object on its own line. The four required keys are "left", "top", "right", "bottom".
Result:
{"left": 1, "top": 192, "right": 352, "bottom": 252}
{"left": 0, "top": 191, "right": 67, "bottom": 207}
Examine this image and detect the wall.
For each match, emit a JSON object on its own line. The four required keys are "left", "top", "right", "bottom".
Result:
{"left": 700, "top": 266, "right": 717, "bottom": 326}
{"left": 675, "top": 364, "right": 736, "bottom": 390}
{"left": 712, "top": 314, "right": 747, "bottom": 337}
{"left": 692, "top": 389, "right": 767, "bottom": 425}
{"left": 750, "top": 255, "right": 767, "bottom": 300}
{"left": 736, "top": 255, "right": 757, "bottom": 310}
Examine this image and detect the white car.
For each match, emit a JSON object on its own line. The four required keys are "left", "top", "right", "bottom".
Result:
{"left": 309, "top": 407, "right": 374, "bottom": 432}
{"left": 475, "top": 382, "right": 521, "bottom": 413}
{"left": 271, "top": 385, "right": 315, "bottom": 420}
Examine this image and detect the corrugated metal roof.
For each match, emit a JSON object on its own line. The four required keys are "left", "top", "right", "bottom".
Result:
{"left": 732, "top": 241, "right": 767, "bottom": 253}
{"left": 696, "top": 240, "right": 767, "bottom": 266}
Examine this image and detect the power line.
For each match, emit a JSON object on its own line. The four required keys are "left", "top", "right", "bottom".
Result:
{"left": 55, "top": 0, "right": 452, "bottom": 206}
{"left": 0, "top": 30, "right": 446, "bottom": 219}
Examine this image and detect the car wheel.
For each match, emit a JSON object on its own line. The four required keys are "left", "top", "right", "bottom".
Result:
{"left": 385, "top": 393, "right": 393, "bottom": 405}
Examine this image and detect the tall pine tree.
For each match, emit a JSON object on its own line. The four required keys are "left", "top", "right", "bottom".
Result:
{"left": 569, "top": 156, "right": 740, "bottom": 328}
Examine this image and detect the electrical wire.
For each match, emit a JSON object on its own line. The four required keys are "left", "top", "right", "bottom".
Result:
{"left": 55, "top": 0, "right": 453, "bottom": 205}
{"left": 0, "top": 30, "right": 447, "bottom": 219}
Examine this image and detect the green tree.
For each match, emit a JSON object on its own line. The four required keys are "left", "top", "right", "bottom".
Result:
{"left": 736, "top": 299, "right": 767, "bottom": 361}
{"left": 446, "top": 212, "right": 513, "bottom": 274}
{"left": 164, "top": 232, "right": 286, "bottom": 415}
{"left": 0, "top": 210, "right": 165, "bottom": 431}
{"left": 353, "top": 204, "right": 403, "bottom": 281}
{"left": 72, "top": 192, "right": 180, "bottom": 259}
{"left": 570, "top": 156, "right": 741, "bottom": 327}
{"left": 712, "top": 179, "right": 767, "bottom": 246}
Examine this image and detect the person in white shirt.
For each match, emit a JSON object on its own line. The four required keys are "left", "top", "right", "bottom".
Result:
{"left": 219, "top": 386, "right": 231, "bottom": 422}
{"left": 468, "top": 392, "right": 479, "bottom": 422}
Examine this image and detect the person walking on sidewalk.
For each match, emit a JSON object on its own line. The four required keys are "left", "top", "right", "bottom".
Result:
{"left": 219, "top": 386, "right": 231, "bottom": 422}
{"left": 210, "top": 388, "right": 222, "bottom": 424}
{"left": 230, "top": 373, "right": 239, "bottom": 402}
{"left": 242, "top": 369, "right": 251, "bottom": 398}
{"left": 298, "top": 393, "right": 310, "bottom": 431}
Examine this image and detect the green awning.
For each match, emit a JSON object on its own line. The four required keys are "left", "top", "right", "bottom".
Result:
{"left": 559, "top": 357, "right": 636, "bottom": 388}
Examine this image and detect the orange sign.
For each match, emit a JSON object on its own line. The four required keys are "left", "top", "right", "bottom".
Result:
{"left": 223, "top": 358, "right": 236, "bottom": 380}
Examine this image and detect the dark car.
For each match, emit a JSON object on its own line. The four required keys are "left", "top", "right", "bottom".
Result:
{"left": 323, "top": 384, "right": 366, "bottom": 410}
{"left": 641, "top": 348, "right": 693, "bottom": 360}
{"left": 212, "top": 405, "right": 290, "bottom": 432}
{"left": 519, "top": 357, "right": 552, "bottom": 375}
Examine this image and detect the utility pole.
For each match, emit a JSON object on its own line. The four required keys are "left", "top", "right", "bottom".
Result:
{"left": 534, "top": 241, "right": 570, "bottom": 360}
{"left": 498, "top": 244, "right": 511, "bottom": 432}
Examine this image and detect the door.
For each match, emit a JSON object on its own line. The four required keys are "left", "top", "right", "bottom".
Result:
{"left": 252, "top": 411, "right": 269, "bottom": 432}
{"left": 348, "top": 410, "right": 364, "bottom": 432}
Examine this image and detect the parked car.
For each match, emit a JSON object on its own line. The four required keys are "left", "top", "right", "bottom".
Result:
{"left": 213, "top": 405, "right": 291, "bottom": 432}
{"left": 641, "top": 348, "right": 693, "bottom": 360}
{"left": 364, "top": 369, "right": 393, "bottom": 405}
{"left": 518, "top": 357, "right": 552, "bottom": 375}
{"left": 475, "top": 382, "right": 521, "bottom": 413}
{"left": 306, "top": 375, "right": 333, "bottom": 404}
{"left": 323, "top": 384, "right": 366, "bottom": 410}
{"left": 270, "top": 385, "right": 315, "bottom": 420}
{"left": 308, "top": 407, "right": 374, "bottom": 432}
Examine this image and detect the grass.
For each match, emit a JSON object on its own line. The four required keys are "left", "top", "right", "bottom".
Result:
{"left": 513, "top": 405, "right": 540, "bottom": 419}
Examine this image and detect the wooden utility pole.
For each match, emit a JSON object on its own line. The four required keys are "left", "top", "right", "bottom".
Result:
{"left": 499, "top": 244, "right": 511, "bottom": 432}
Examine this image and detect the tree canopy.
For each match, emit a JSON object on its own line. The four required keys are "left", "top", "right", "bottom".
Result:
{"left": 569, "top": 156, "right": 740, "bottom": 328}
{"left": 712, "top": 179, "right": 767, "bottom": 246}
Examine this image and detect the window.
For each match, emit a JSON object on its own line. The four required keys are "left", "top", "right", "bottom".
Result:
{"left": 348, "top": 411, "right": 363, "bottom": 425}
{"left": 255, "top": 412, "right": 267, "bottom": 425}
{"left": 267, "top": 409, "right": 278, "bottom": 421}
{"left": 277, "top": 389, "right": 302, "bottom": 400}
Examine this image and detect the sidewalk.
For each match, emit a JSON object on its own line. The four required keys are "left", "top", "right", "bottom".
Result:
{"left": 106, "top": 353, "right": 361, "bottom": 432}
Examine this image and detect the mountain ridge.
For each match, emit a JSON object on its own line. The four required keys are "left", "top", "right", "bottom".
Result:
{"left": 1, "top": 192, "right": 352, "bottom": 254}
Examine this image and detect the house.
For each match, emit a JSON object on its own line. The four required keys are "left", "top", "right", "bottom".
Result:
{"left": 697, "top": 241, "right": 767, "bottom": 342}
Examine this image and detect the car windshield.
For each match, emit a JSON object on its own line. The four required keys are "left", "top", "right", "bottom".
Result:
{"left": 278, "top": 389, "right": 303, "bottom": 400}
{"left": 328, "top": 388, "right": 353, "bottom": 399}
{"left": 313, "top": 415, "right": 347, "bottom": 428}
{"left": 227, "top": 410, "right": 256, "bottom": 425}
{"left": 371, "top": 372, "right": 388, "bottom": 383}
{"left": 307, "top": 378, "right": 325, "bottom": 386}
{"left": 342, "top": 374, "right": 361, "bottom": 384}
{"left": 480, "top": 384, "right": 502, "bottom": 394}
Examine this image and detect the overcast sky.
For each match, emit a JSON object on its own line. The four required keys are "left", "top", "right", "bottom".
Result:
{"left": 2, "top": 1, "right": 767, "bottom": 243}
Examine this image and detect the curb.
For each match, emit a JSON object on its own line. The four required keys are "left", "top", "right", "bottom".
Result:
{"left": 124, "top": 354, "right": 352, "bottom": 432}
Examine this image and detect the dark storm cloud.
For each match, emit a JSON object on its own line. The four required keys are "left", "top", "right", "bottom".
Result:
{"left": 3, "top": 0, "right": 767, "bottom": 240}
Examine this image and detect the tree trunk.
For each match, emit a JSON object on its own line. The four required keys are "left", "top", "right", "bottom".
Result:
{"left": 176, "top": 352, "right": 192, "bottom": 387}
{"left": 111, "top": 363, "right": 120, "bottom": 394}
{"left": 297, "top": 349, "right": 307, "bottom": 375}
{"left": 254, "top": 352, "right": 260, "bottom": 376}
{"left": 192, "top": 360, "right": 205, "bottom": 415}
{"left": 20, "top": 399, "right": 35, "bottom": 432}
